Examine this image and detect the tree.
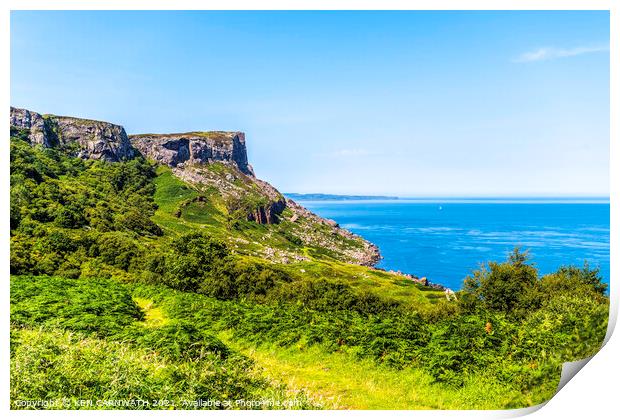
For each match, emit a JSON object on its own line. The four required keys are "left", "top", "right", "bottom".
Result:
{"left": 460, "top": 248, "right": 539, "bottom": 316}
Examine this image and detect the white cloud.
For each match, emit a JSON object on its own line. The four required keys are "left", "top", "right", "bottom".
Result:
{"left": 514, "top": 45, "right": 609, "bottom": 63}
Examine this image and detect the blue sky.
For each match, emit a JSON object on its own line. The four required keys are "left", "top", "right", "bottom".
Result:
{"left": 11, "top": 11, "right": 609, "bottom": 196}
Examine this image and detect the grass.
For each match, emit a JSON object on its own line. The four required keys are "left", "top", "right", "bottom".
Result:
{"left": 280, "top": 259, "right": 440, "bottom": 308}
{"left": 150, "top": 166, "right": 438, "bottom": 306}
{"left": 223, "top": 338, "right": 550, "bottom": 410}
{"left": 11, "top": 275, "right": 563, "bottom": 410}
{"left": 134, "top": 297, "right": 167, "bottom": 327}
{"left": 10, "top": 276, "right": 318, "bottom": 410}
{"left": 11, "top": 328, "right": 315, "bottom": 410}
{"left": 153, "top": 167, "right": 197, "bottom": 219}
{"left": 130, "top": 131, "right": 238, "bottom": 141}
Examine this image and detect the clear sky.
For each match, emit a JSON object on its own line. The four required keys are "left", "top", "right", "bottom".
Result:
{"left": 10, "top": 11, "right": 609, "bottom": 196}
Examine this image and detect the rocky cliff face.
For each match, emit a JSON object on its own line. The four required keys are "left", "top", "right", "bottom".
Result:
{"left": 10, "top": 107, "right": 135, "bottom": 162}
{"left": 130, "top": 132, "right": 254, "bottom": 176}
{"left": 10, "top": 107, "right": 50, "bottom": 146}
{"left": 9, "top": 106, "right": 380, "bottom": 266}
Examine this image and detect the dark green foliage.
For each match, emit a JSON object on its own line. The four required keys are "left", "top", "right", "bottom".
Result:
{"left": 129, "top": 282, "right": 430, "bottom": 366}
{"left": 11, "top": 276, "right": 231, "bottom": 362}
{"left": 540, "top": 263, "right": 608, "bottom": 296}
{"left": 11, "top": 327, "right": 311, "bottom": 409}
{"left": 163, "top": 233, "right": 229, "bottom": 292}
{"left": 202, "top": 258, "right": 291, "bottom": 299}
{"left": 419, "top": 313, "right": 515, "bottom": 385}
{"left": 459, "top": 249, "right": 607, "bottom": 319}
{"left": 93, "top": 232, "right": 141, "bottom": 271}
{"left": 10, "top": 276, "right": 316, "bottom": 409}
{"left": 11, "top": 135, "right": 161, "bottom": 235}
{"left": 266, "top": 278, "right": 400, "bottom": 315}
{"left": 279, "top": 228, "right": 303, "bottom": 246}
{"left": 460, "top": 248, "right": 539, "bottom": 316}
{"left": 10, "top": 136, "right": 162, "bottom": 277}
{"left": 123, "top": 321, "right": 230, "bottom": 361}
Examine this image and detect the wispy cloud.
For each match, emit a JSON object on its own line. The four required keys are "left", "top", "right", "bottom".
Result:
{"left": 513, "top": 45, "right": 609, "bottom": 63}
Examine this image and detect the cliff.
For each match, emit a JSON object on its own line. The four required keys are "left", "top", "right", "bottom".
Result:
{"left": 130, "top": 132, "right": 254, "bottom": 176}
{"left": 9, "top": 106, "right": 381, "bottom": 266}
{"left": 10, "top": 107, "right": 135, "bottom": 162}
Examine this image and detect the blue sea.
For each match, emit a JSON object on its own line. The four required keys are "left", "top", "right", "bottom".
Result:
{"left": 296, "top": 199, "right": 610, "bottom": 291}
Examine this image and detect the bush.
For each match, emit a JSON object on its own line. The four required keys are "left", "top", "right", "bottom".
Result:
{"left": 266, "top": 278, "right": 399, "bottom": 315}
{"left": 161, "top": 233, "right": 229, "bottom": 292}
{"left": 93, "top": 232, "right": 142, "bottom": 271}
{"left": 460, "top": 248, "right": 538, "bottom": 317}
{"left": 10, "top": 276, "right": 143, "bottom": 336}
{"left": 122, "top": 321, "right": 230, "bottom": 361}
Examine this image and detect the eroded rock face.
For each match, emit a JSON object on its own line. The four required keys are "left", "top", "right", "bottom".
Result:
{"left": 10, "top": 107, "right": 50, "bottom": 146}
{"left": 10, "top": 107, "right": 135, "bottom": 162}
{"left": 247, "top": 199, "right": 287, "bottom": 225}
{"left": 55, "top": 117, "right": 135, "bottom": 162}
{"left": 129, "top": 132, "right": 255, "bottom": 176}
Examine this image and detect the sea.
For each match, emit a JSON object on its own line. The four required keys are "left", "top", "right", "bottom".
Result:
{"left": 295, "top": 199, "right": 610, "bottom": 291}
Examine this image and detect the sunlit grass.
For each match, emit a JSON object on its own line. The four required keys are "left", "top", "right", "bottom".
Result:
{"left": 134, "top": 297, "right": 167, "bottom": 327}
{"left": 222, "top": 335, "right": 554, "bottom": 410}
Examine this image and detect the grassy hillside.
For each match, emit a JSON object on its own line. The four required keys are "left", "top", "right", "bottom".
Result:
{"left": 9, "top": 133, "right": 609, "bottom": 409}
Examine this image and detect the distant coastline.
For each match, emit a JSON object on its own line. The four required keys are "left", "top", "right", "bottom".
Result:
{"left": 286, "top": 194, "right": 609, "bottom": 204}
{"left": 285, "top": 193, "right": 399, "bottom": 201}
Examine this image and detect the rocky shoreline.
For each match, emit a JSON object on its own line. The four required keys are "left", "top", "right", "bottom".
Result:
{"left": 371, "top": 266, "right": 455, "bottom": 299}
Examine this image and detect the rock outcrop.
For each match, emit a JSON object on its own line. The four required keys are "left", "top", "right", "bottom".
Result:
{"left": 171, "top": 160, "right": 286, "bottom": 225}
{"left": 130, "top": 132, "right": 254, "bottom": 176}
{"left": 285, "top": 198, "right": 381, "bottom": 266}
{"left": 247, "top": 200, "right": 286, "bottom": 224}
{"left": 10, "top": 107, "right": 135, "bottom": 162}
{"left": 10, "top": 107, "right": 50, "bottom": 146}
{"left": 9, "top": 106, "right": 381, "bottom": 266}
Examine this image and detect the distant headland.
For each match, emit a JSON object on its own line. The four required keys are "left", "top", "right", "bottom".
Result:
{"left": 285, "top": 193, "right": 399, "bottom": 201}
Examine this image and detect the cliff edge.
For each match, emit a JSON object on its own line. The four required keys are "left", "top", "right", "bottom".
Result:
{"left": 130, "top": 132, "right": 254, "bottom": 176}
{"left": 10, "top": 107, "right": 135, "bottom": 162}
{"left": 9, "top": 106, "right": 380, "bottom": 266}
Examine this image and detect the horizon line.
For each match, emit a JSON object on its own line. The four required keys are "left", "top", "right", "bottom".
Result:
{"left": 284, "top": 192, "right": 610, "bottom": 201}
{"left": 282, "top": 192, "right": 611, "bottom": 203}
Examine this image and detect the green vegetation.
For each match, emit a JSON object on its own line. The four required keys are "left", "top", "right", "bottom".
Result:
{"left": 10, "top": 134, "right": 609, "bottom": 409}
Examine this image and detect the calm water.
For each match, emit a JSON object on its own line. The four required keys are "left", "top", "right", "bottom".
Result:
{"left": 297, "top": 199, "right": 610, "bottom": 291}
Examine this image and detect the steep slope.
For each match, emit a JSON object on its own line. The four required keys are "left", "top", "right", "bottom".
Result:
{"left": 10, "top": 106, "right": 379, "bottom": 266}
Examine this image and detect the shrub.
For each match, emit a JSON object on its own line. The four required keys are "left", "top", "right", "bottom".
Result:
{"left": 460, "top": 248, "right": 539, "bottom": 317}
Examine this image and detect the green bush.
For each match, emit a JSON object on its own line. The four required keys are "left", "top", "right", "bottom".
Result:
{"left": 460, "top": 248, "right": 539, "bottom": 316}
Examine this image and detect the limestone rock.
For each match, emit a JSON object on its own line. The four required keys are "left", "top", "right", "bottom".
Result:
{"left": 10, "top": 107, "right": 135, "bottom": 162}
{"left": 9, "top": 107, "right": 50, "bottom": 146}
{"left": 55, "top": 116, "right": 135, "bottom": 161}
{"left": 129, "top": 132, "right": 254, "bottom": 176}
